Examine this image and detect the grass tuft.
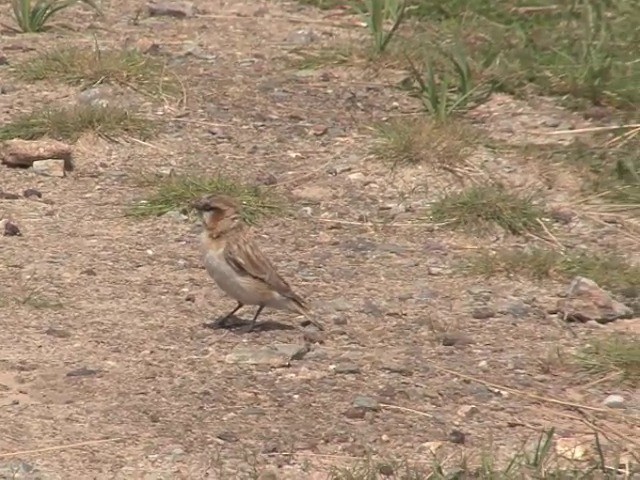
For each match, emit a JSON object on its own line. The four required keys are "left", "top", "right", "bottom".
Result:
{"left": 15, "top": 47, "right": 178, "bottom": 98}
{"left": 328, "top": 429, "right": 628, "bottom": 479}
{"left": 467, "top": 248, "right": 640, "bottom": 295}
{"left": 129, "top": 174, "right": 280, "bottom": 223}
{"left": 0, "top": 104, "right": 155, "bottom": 142}
{"left": 467, "top": 247, "right": 562, "bottom": 280}
{"left": 372, "top": 117, "right": 479, "bottom": 168}
{"left": 11, "top": 0, "right": 101, "bottom": 33}
{"left": 577, "top": 335, "right": 640, "bottom": 384}
{"left": 431, "top": 184, "right": 544, "bottom": 235}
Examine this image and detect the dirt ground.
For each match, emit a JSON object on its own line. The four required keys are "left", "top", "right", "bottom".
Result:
{"left": 1, "top": 1, "right": 639, "bottom": 479}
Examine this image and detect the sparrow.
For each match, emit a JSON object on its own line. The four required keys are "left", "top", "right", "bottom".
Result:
{"left": 192, "top": 194, "right": 324, "bottom": 332}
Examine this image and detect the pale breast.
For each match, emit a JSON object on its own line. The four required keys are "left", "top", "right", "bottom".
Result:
{"left": 201, "top": 235, "right": 264, "bottom": 305}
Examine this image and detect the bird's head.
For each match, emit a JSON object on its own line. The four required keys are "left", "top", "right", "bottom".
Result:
{"left": 191, "top": 194, "right": 243, "bottom": 236}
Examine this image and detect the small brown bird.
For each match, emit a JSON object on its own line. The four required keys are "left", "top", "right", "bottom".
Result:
{"left": 192, "top": 194, "right": 323, "bottom": 332}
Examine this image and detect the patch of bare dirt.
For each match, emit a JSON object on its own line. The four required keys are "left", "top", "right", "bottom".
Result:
{"left": 1, "top": 1, "right": 639, "bottom": 479}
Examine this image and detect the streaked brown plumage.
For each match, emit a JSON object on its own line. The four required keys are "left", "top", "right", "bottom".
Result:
{"left": 192, "top": 194, "right": 323, "bottom": 332}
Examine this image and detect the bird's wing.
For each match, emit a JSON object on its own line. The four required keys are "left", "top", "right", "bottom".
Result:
{"left": 223, "top": 236, "right": 301, "bottom": 302}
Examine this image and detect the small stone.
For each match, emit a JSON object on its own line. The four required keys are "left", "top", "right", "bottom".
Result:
{"left": 147, "top": 1, "right": 195, "bottom": 17}
{"left": 257, "top": 471, "right": 278, "bottom": 480}
{"left": 353, "top": 395, "right": 380, "bottom": 411}
{"left": 380, "top": 362, "right": 412, "bottom": 376}
{"left": 603, "top": 394, "right": 625, "bottom": 409}
{"left": 286, "top": 28, "right": 318, "bottom": 45}
{"left": 457, "top": 405, "right": 479, "bottom": 418}
{"left": 328, "top": 298, "right": 351, "bottom": 312}
{"left": 334, "top": 362, "right": 360, "bottom": 374}
{"left": 347, "top": 172, "right": 366, "bottom": 182}
{"left": 77, "top": 85, "right": 119, "bottom": 108}
{"left": 273, "top": 343, "right": 309, "bottom": 360}
{"left": 344, "top": 407, "right": 366, "bottom": 419}
{"left": 3, "top": 220, "right": 21, "bottom": 237}
{"left": 310, "top": 125, "right": 328, "bottom": 136}
{"left": 440, "top": 333, "right": 475, "bottom": 346}
{"left": 327, "top": 164, "right": 352, "bottom": 175}
{"left": 82, "top": 268, "right": 97, "bottom": 276}
{"left": 471, "top": 306, "right": 495, "bottom": 319}
{"left": 217, "top": 431, "right": 238, "bottom": 442}
{"left": 23, "top": 188, "right": 42, "bottom": 198}
{"left": 378, "top": 464, "right": 394, "bottom": 476}
{"left": 32, "top": 159, "right": 65, "bottom": 177}
{"left": 503, "top": 299, "right": 531, "bottom": 318}
{"left": 185, "top": 294, "right": 195, "bottom": 302}
{"left": 297, "top": 206, "right": 313, "bottom": 218}
{"left": 448, "top": 429, "right": 466, "bottom": 444}
{"left": 302, "top": 329, "right": 325, "bottom": 344}
{"left": 0, "top": 190, "right": 19, "bottom": 199}
{"left": 66, "top": 367, "right": 101, "bottom": 377}
{"left": 332, "top": 316, "right": 347, "bottom": 326}
{"left": 45, "top": 327, "right": 71, "bottom": 338}
{"left": 557, "top": 276, "right": 633, "bottom": 324}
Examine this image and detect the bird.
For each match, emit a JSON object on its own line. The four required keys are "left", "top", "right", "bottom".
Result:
{"left": 192, "top": 194, "right": 324, "bottom": 333}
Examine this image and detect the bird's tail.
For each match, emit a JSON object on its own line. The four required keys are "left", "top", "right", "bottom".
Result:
{"left": 288, "top": 295, "right": 325, "bottom": 331}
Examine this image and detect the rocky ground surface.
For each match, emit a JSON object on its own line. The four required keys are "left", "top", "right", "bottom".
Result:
{"left": 0, "top": 0, "right": 639, "bottom": 479}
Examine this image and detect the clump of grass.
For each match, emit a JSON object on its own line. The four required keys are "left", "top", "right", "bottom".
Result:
{"left": 561, "top": 252, "right": 640, "bottom": 295}
{"left": 11, "top": 0, "right": 101, "bottom": 33}
{"left": 467, "top": 247, "right": 562, "bottom": 279}
{"left": 329, "top": 429, "right": 625, "bottom": 479}
{"left": 0, "top": 104, "right": 155, "bottom": 142}
{"left": 15, "top": 47, "right": 178, "bottom": 98}
{"left": 372, "top": 117, "right": 479, "bottom": 168}
{"left": 431, "top": 184, "right": 544, "bottom": 235}
{"left": 405, "top": 45, "right": 492, "bottom": 121}
{"left": 576, "top": 335, "right": 640, "bottom": 384}
{"left": 466, "top": 248, "right": 640, "bottom": 295}
{"left": 129, "top": 175, "right": 280, "bottom": 223}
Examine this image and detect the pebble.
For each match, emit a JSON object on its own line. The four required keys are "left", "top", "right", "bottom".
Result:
{"left": 603, "top": 394, "right": 625, "bottom": 409}
{"left": 344, "top": 407, "right": 366, "bottom": 419}
{"left": 32, "top": 159, "right": 65, "bottom": 177}
{"left": 457, "top": 405, "right": 479, "bottom": 418}
{"left": 440, "top": 333, "right": 475, "bottom": 346}
{"left": 471, "top": 306, "right": 495, "bottom": 319}
{"left": 3, "top": 220, "right": 21, "bottom": 237}
{"left": 448, "top": 429, "right": 466, "bottom": 444}
{"left": 333, "top": 362, "right": 361, "bottom": 374}
{"left": 353, "top": 395, "right": 380, "bottom": 411}
{"left": 23, "top": 188, "right": 42, "bottom": 198}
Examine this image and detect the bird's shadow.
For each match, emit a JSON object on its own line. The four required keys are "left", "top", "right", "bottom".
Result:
{"left": 203, "top": 315, "right": 295, "bottom": 333}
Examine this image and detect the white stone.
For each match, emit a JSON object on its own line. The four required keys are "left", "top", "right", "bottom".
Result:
{"left": 32, "top": 159, "right": 65, "bottom": 177}
{"left": 603, "top": 394, "right": 625, "bottom": 409}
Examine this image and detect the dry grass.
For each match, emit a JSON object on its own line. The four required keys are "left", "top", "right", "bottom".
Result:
{"left": 467, "top": 248, "right": 640, "bottom": 295}
{"left": 328, "top": 429, "right": 629, "bottom": 479}
{"left": 15, "top": 47, "right": 179, "bottom": 98}
{"left": 0, "top": 104, "right": 155, "bottom": 142}
{"left": 577, "top": 335, "right": 640, "bottom": 384}
{"left": 430, "top": 184, "right": 544, "bottom": 235}
{"left": 128, "top": 174, "right": 281, "bottom": 223}
{"left": 372, "top": 117, "right": 480, "bottom": 168}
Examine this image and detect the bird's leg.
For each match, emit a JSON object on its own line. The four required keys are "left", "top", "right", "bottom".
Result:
{"left": 216, "top": 302, "right": 244, "bottom": 326}
{"left": 243, "top": 305, "right": 265, "bottom": 332}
